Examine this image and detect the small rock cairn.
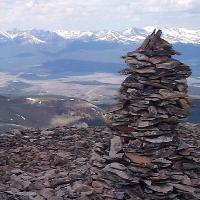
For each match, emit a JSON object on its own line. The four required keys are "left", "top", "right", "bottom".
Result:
{"left": 91, "top": 30, "right": 200, "bottom": 199}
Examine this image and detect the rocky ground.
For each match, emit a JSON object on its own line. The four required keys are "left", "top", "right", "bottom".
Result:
{"left": 0, "top": 123, "right": 200, "bottom": 200}
{"left": 0, "top": 126, "right": 113, "bottom": 200}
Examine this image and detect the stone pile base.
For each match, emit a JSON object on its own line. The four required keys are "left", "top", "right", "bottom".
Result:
{"left": 0, "top": 124, "right": 200, "bottom": 199}
{"left": 90, "top": 123, "right": 200, "bottom": 200}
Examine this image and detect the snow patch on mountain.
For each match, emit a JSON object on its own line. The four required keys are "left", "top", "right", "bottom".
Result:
{"left": 0, "top": 31, "right": 13, "bottom": 39}
{"left": 55, "top": 30, "right": 94, "bottom": 40}
{"left": 38, "top": 27, "right": 200, "bottom": 44}
{"left": 144, "top": 26, "right": 200, "bottom": 44}
{"left": 0, "top": 31, "right": 14, "bottom": 43}
{"left": 0, "top": 31, "right": 46, "bottom": 44}
{"left": 12, "top": 32, "right": 46, "bottom": 44}
{"left": 0, "top": 27, "right": 200, "bottom": 45}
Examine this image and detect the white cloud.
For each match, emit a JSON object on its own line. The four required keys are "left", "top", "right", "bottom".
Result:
{"left": 0, "top": 0, "right": 199, "bottom": 30}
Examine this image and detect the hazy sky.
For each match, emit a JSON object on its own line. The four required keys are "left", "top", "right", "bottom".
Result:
{"left": 0, "top": 0, "right": 200, "bottom": 30}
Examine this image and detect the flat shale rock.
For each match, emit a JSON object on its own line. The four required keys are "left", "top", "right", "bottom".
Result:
{"left": 98, "top": 30, "right": 200, "bottom": 200}
{"left": 0, "top": 126, "right": 113, "bottom": 200}
{"left": 90, "top": 123, "right": 200, "bottom": 199}
{"left": 0, "top": 124, "right": 200, "bottom": 200}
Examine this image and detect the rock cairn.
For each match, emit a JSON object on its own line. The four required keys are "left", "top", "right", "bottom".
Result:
{"left": 107, "top": 29, "right": 192, "bottom": 134}
{"left": 90, "top": 30, "right": 200, "bottom": 199}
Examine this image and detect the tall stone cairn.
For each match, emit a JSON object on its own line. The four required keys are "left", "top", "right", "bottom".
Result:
{"left": 107, "top": 29, "right": 192, "bottom": 133}
{"left": 90, "top": 30, "right": 200, "bottom": 200}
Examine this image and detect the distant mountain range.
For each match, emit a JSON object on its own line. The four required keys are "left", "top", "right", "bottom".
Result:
{"left": 1, "top": 27, "right": 200, "bottom": 45}
{"left": 0, "top": 26, "right": 200, "bottom": 109}
{"left": 0, "top": 27, "right": 200, "bottom": 76}
{"left": 0, "top": 27, "right": 200, "bottom": 125}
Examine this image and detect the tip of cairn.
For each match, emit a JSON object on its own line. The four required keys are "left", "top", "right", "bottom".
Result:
{"left": 136, "top": 29, "right": 181, "bottom": 56}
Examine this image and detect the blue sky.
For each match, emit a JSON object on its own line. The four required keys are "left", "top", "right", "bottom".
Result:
{"left": 0, "top": 0, "right": 199, "bottom": 30}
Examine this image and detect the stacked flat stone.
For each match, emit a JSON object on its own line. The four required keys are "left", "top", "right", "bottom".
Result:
{"left": 89, "top": 30, "right": 200, "bottom": 200}
{"left": 106, "top": 29, "right": 192, "bottom": 136}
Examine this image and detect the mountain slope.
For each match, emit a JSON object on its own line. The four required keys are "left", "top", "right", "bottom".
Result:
{"left": 0, "top": 95, "right": 105, "bottom": 132}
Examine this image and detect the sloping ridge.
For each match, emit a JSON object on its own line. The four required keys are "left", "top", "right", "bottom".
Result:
{"left": 0, "top": 95, "right": 105, "bottom": 132}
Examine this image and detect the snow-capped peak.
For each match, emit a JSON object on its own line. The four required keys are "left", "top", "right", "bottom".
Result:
{"left": 144, "top": 26, "right": 200, "bottom": 44}
{"left": 95, "top": 30, "right": 121, "bottom": 41}
{"left": 0, "top": 31, "right": 13, "bottom": 39}
{"left": 55, "top": 30, "right": 94, "bottom": 40}
{"left": 54, "top": 27, "right": 200, "bottom": 44}
{"left": 12, "top": 32, "right": 46, "bottom": 44}
{"left": 1, "top": 27, "right": 200, "bottom": 45}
